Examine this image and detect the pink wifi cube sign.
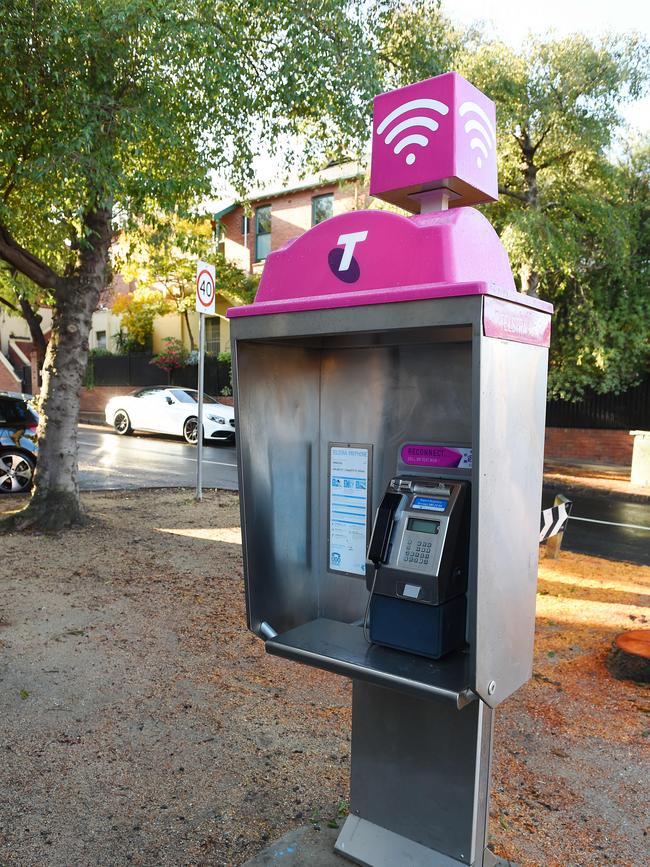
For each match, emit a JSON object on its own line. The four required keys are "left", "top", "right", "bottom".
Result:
{"left": 370, "top": 72, "right": 498, "bottom": 212}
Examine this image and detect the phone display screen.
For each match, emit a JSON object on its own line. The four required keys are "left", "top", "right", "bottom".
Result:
{"left": 407, "top": 517, "right": 440, "bottom": 535}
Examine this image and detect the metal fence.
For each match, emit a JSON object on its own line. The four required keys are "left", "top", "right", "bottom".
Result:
{"left": 88, "top": 353, "right": 232, "bottom": 396}
{"left": 546, "top": 377, "right": 650, "bottom": 430}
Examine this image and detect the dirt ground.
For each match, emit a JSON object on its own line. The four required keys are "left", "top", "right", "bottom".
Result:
{"left": 543, "top": 463, "right": 650, "bottom": 502}
{"left": 0, "top": 489, "right": 648, "bottom": 867}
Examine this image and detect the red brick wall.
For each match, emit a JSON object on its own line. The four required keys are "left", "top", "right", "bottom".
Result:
{"left": 0, "top": 356, "right": 21, "bottom": 391}
{"left": 544, "top": 427, "right": 633, "bottom": 467}
{"left": 81, "top": 386, "right": 135, "bottom": 413}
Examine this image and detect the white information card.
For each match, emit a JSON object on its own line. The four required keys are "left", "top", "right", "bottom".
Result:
{"left": 328, "top": 444, "right": 371, "bottom": 577}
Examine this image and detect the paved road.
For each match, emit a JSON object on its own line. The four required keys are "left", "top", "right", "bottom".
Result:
{"left": 78, "top": 427, "right": 648, "bottom": 565}
{"left": 78, "top": 424, "right": 238, "bottom": 491}
{"left": 542, "top": 485, "right": 650, "bottom": 566}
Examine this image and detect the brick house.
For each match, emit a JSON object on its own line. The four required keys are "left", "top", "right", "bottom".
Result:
{"left": 215, "top": 161, "right": 369, "bottom": 276}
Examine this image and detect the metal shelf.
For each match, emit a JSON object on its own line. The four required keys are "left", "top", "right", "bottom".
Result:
{"left": 265, "top": 618, "right": 475, "bottom": 709}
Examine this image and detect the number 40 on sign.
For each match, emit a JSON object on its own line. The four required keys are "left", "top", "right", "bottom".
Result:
{"left": 196, "top": 260, "right": 216, "bottom": 315}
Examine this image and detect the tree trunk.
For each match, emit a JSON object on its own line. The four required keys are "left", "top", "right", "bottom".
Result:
{"left": 10, "top": 206, "right": 112, "bottom": 532}
{"left": 520, "top": 131, "right": 541, "bottom": 297}
{"left": 520, "top": 262, "right": 541, "bottom": 297}
{"left": 183, "top": 307, "right": 196, "bottom": 351}
{"left": 18, "top": 296, "right": 48, "bottom": 366}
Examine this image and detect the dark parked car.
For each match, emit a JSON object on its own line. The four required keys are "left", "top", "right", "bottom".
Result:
{"left": 0, "top": 392, "right": 38, "bottom": 493}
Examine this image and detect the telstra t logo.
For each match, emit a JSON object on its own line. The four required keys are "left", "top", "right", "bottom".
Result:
{"left": 328, "top": 231, "right": 368, "bottom": 283}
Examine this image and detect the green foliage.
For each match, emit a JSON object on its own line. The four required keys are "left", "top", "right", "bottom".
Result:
{"left": 151, "top": 337, "right": 189, "bottom": 373}
{"left": 0, "top": 0, "right": 396, "bottom": 305}
{"left": 0, "top": 267, "right": 48, "bottom": 316}
{"left": 1, "top": 0, "right": 395, "bottom": 224}
{"left": 546, "top": 138, "right": 650, "bottom": 398}
{"left": 83, "top": 359, "right": 95, "bottom": 390}
{"left": 375, "top": 0, "right": 467, "bottom": 89}
{"left": 217, "top": 350, "right": 232, "bottom": 393}
{"left": 116, "top": 214, "right": 260, "bottom": 311}
{"left": 112, "top": 286, "right": 169, "bottom": 350}
{"left": 376, "top": 12, "right": 650, "bottom": 397}
{"left": 460, "top": 34, "right": 648, "bottom": 275}
{"left": 454, "top": 35, "right": 650, "bottom": 398}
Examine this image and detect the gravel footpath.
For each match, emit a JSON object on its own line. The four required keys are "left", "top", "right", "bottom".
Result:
{"left": 1, "top": 489, "right": 648, "bottom": 866}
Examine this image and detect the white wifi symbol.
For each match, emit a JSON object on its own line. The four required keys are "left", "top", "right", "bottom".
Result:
{"left": 376, "top": 98, "right": 449, "bottom": 166}
{"left": 459, "top": 101, "right": 496, "bottom": 169}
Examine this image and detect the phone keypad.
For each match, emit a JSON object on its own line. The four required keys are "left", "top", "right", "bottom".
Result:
{"left": 403, "top": 539, "right": 431, "bottom": 566}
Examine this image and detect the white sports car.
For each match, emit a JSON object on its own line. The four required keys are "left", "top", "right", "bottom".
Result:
{"left": 105, "top": 387, "right": 235, "bottom": 444}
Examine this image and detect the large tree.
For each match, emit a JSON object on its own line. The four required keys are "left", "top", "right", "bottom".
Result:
{"left": 380, "top": 16, "right": 650, "bottom": 398}
{"left": 374, "top": 0, "right": 466, "bottom": 89}
{"left": 545, "top": 137, "right": 650, "bottom": 398}
{"left": 0, "top": 0, "right": 394, "bottom": 530}
{"left": 459, "top": 36, "right": 649, "bottom": 397}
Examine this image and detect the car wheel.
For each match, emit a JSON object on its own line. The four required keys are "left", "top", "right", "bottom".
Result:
{"left": 183, "top": 416, "right": 200, "bottom": 444}
{"left": 113, "top": 409, "right": 132, "bottom": 435}
{"left": 0, "top": 451, "right": 35, "bottom": 494}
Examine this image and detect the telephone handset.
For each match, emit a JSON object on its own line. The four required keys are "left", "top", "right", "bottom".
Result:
{"left": 367, "top": 491, "right": 403, "bottom": 565}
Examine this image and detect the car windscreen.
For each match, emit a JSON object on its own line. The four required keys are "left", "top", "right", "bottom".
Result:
{"left": 170, "top": 389, "right": 219, "bottom": 405}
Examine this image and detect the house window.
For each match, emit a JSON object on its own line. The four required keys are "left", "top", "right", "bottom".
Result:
{"left": 312, "top": 193, "right": 333, "bottom": 226}
{"left": 205, "top": 317, "right": 220, "bottom": 355}
{"left": 213, "top": 220, "right": 225, "bottom": 256}
{"left": 96, "top": 330, "right": 107, "bottom": 350}
{"left": 254, "top": 205, "right": 271, "bottom": 261}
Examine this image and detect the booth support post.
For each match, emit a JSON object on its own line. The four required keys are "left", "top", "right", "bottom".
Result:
{"left": 335, "top": 683, "right": 493, "bottom": 867}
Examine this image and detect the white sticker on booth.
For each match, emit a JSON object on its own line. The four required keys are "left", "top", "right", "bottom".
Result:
{"left": 328, "top": 445, "right": 370, "bottom": 577}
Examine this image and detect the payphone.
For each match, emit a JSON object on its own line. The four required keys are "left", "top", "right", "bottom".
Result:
{"left": 366, "top": 475, "right": 470, "bottom": 658}
{"left": 229, "top": 71, "right": 552, "bottom": 867}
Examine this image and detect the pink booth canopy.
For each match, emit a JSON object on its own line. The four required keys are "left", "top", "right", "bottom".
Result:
{"left": 227, "top": 207, "right": 552, "bottom": 348}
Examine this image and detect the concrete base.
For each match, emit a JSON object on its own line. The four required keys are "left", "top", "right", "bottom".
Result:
{"left": 335, "top": 815, "right": 473, "bottom": 866}
{"left": 241, "top": 823, "right": 346, "bottom": 866}
{"left": 240, "top": 824, "right": 516, "bottom": 867}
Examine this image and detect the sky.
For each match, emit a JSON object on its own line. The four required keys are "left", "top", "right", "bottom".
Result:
{"left": 442, "top": 0, "right": 649, "bottom": 43}
{"left": 441, "top": 0, "right": 650, "bottom": 131}
{"left": 219, "top": 0, "right": 649, "bottom": 196}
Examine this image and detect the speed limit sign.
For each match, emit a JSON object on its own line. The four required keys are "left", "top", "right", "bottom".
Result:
{"left": 196, "top": 260, "right": 216, "bottom": 314}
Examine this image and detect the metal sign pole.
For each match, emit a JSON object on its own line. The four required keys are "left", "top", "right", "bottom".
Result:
{"left": 196, "top": 311, "right": 205, "bottom": 501}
